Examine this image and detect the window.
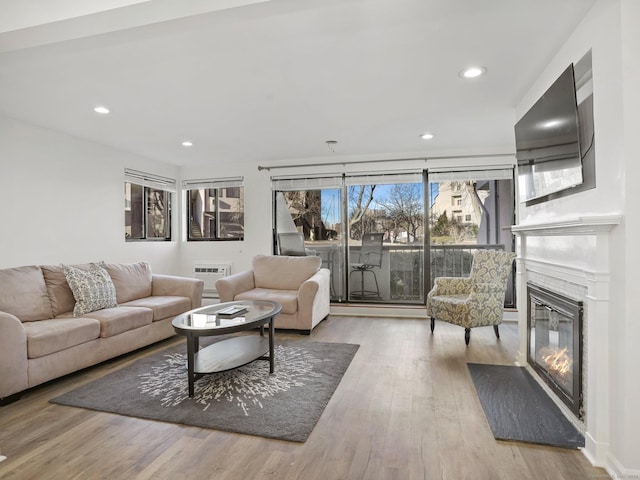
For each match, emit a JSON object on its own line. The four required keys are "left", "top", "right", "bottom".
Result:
{"left": 124, "top": 169, "right": 174, "bottom": 241}
{"left": 225, "top": 187, "right": 241, "bottom": 199}
{"left": 184, "top": 177, "right": 244, "bottom": 241}
{"left": 271, "top": 166, "right": 516, "bottom": 307}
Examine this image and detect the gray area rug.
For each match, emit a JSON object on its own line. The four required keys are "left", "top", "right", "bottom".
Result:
{"left": 51, "top": 339, "right": 359, "bottom": 442}
{"left": 467, "top": 363, "right": 584, "bottom": 449}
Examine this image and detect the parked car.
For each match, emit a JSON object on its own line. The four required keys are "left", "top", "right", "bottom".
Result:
{"left": 221, "top": 223, "right": 244, "bottom": 239}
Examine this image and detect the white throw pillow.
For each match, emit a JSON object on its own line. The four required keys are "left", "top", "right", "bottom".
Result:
{"left": 63, "top": 261, "right": 118, "bottom": 317}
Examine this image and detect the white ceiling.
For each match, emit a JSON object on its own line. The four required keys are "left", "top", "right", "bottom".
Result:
{"left": 0, "top": 0, "right": 597, "bottom": 167}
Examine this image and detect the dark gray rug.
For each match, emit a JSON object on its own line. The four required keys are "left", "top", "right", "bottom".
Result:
{"left": 51, "top": 339, "right": 359, "bottom": 443}
{"left": 467, "top": 363, "right": 585, "bottom": 449}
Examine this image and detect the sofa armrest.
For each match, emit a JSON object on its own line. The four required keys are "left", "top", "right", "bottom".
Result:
{"left": 152, "top": 274, "right": 204, "bottom": 309}
{"left": 0, "top": 311, "right": 28, "bottom": 399}
{"left": 215, "top": 270, "right": 256, "bottom": 303}
{"left": 297, "top": 268, "right": 331, "bottom": 329}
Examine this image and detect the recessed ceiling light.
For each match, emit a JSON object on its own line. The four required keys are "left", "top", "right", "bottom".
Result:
{"left": 459, "top": 66, "right": 487, "bottom": 79}
{"left": 181, "top": 141, "right": 194, "bottom": 147}
{"left": 94, "top": 106, "right": 110, "bottom": 114}
{"left": 420, "top": 133, "right": 434, "bottom": 140}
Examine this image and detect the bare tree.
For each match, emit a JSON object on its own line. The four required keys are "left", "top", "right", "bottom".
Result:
{"left": 379, "top": 183, "right": 423, "bottom": 242}
{"left": 283, "top": 191, "right": 321, "bottom": 238}
{"left": 348, "top": 185, "right": 376, "bottom": 239}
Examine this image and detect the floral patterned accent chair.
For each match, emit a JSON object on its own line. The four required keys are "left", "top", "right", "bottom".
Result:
{"left": 426, "top": 249, "right": 516, "bottom": 345}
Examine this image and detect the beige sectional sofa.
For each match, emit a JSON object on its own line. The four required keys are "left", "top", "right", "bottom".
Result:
{"left": 0, "top": 261, "right": 203, "bottom": 403}
{"left": 215, "top": 254, "right": 330, "bottom": 334}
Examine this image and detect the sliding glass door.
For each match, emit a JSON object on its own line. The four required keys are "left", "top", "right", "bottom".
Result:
{"left": 345, "top": 173, "right": 424, "bottom": 304}
{"left": 273, "top": 176, "right": 345, "bottom": 301}
{"left": 427, "top": 169, "right": 515, "bottom": 306}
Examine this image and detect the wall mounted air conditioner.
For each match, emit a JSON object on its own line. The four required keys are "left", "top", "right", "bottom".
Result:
{"left": 193, "top": 263, "right": 230, "bottom": 297}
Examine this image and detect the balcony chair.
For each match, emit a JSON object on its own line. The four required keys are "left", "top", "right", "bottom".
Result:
{"left": 278, "top": 232, "right": 307, "bottom": 256}
{"left": 426, "top": 249, "right": 516, "bottom": 345}
{"left": 350, "top": 233, "right": 384, "bottom": 300}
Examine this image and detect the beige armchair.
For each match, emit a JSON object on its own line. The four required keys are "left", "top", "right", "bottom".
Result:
{"left": 426, "top": 249, "right": 516, "bottom": 345}
{"left": 215, "top": 255, "right": 331, "bottom": 334}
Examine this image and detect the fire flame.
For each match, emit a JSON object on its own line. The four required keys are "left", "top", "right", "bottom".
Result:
{"left": 542, "top": 347, "right": 572, "bottom": 378}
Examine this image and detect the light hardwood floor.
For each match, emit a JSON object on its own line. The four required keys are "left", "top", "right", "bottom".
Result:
{"left": 0, "top": 316, "right": 608, "bottom": 480}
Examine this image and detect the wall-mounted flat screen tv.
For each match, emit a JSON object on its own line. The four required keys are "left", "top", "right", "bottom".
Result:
{"left": 515, "top": 64, "right": 583, "bottom": 203}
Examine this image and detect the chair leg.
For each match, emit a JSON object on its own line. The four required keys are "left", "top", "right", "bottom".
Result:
{"left": 464, "top": 328, "right": 471, "bottom": 345}
{"left": 371, "top": 270, "right": 380, "bottom": 298}
{"left": 430, "top": 318, "right": 435, "bottom": 333}
{"left": 494, "top": 325, "right": 500, "bottom": 339}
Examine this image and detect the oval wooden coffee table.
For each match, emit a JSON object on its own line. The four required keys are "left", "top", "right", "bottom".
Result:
{"left": 172, "top": 300, "right": 282, "bottom": 397}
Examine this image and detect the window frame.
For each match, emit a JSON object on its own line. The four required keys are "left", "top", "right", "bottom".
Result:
{"left": 184, "top": 177, "right": 244, "bottom": 242}
{"left": 124, "top": 169, "right": 175, "bottom": 242}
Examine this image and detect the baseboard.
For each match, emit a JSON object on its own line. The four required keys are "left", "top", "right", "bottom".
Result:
{"left": 330, "top": 303, "right": 519, "bottom": 322}
{"left": 582, "top": 431, "right": 607, "bottom": 469}
{"left": 330, "top": 303, "right": 427, "bottom": 319}
{"left": 605, "top": 451, "right": 640, "bottom": 479}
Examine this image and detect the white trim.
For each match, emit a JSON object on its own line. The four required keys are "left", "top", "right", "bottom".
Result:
{"left": 511, "top": 215, "right": 622, "bottom": 236}
{"left": 605, "top": 453, "right": 640, "bottom": 479}
{"left": 124, "top": 168, "right": 176, "bottom": 192}
{"left": 344, "top": 171, "right": 423, "bottom": 186}
{"left": 182, "top": 176, "right": 243, "bottom": 190}
{"left": 271, "top": 174, "right": 342, "bottom": 190}
{"left": 329, "top": 304, "right": 518, "bottom": 322}
{"left": 428, "top": 167, "right": 514, "bottom": 182}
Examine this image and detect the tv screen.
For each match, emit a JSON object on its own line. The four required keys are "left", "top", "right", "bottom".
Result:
{"left": 515, "top": 65, "right": 583, "bottom": 203}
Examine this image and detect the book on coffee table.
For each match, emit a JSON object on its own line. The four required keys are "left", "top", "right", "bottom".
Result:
{"left": 217, "top": 305, "right": 248, "bottom": 317}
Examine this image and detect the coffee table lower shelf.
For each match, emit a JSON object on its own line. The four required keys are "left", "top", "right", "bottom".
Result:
{"left": 194, "top": 336, "right": 270, "bottom": 374}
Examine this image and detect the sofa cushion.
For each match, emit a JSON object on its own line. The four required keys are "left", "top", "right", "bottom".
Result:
{"left": 63, "top": 262, "right": 118, "bottom": 317}
{"left": 104, "top": 262, "right": 153, "bottom": 304}
{"left": 0, "top": 266, "right": 53, "bottom": 321}
{"left": 23, "top": 318, "right": 100, "bottom": 358}
{"left": 235, "top": 288, "right": 299, "bottom": 315}
{"left": 41, "top": 264, "right": 91, "bottom": 317}
{"left": 77, "top": 306, "right": 153, "bottom": 338}
{"left": 122, "top": 296, "right": 191, "bottom": 321}
{"left": 252, "top": 255, "right": 321, "bottom": 290}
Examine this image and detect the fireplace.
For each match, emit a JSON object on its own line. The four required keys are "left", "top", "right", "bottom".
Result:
{"left": 527, "top": 283, "right": 583, "bottom": 418}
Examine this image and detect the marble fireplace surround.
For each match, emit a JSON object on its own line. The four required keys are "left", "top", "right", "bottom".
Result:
{"left": 511, "top": 214, "right": 621, "bottom": 467}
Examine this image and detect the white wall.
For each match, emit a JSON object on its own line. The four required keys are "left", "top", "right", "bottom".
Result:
{"left": 515, "top": 0, "right": 639, "bottom": 474}
{"left": 619, "top": 0, "right": 640, "bottom": 469}
{"left": 0, "top": 115, "right": 181, "bottom": 274}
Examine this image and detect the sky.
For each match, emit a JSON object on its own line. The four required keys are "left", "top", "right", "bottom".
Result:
{"left": 319, "top": 182, "right": 432, "bottom": 226}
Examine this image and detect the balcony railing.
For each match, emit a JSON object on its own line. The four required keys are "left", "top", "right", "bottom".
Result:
{"left": 310, "top": 242, "right": 511, "bottom": 305}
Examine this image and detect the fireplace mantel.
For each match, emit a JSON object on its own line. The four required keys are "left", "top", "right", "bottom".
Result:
{"left": 511, "top": 214, "right": 622, "bottom": 237}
